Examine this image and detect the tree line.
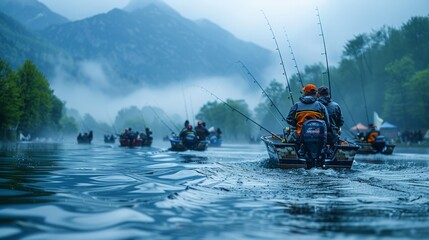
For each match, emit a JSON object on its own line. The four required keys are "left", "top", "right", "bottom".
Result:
{"left": 0, "top": 59, "right": 77, "bottom": 141}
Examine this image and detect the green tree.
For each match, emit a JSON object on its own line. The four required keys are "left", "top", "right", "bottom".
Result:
{"left": 17, "top": 60, "right": 55, "bottom": 136}
{"left": 402, "top": 17, "right": 429, "bottom": 70}
{"left": 0, "top": 59, "right": 22, "bottom": 140}
{"left": 384, "top": 56, "right": 415, "bottom": 127}
{"left": 404, "top": 67, "right": 429, "bottom": 129}
{"left": 196, "top": 99, "right": 253, "bottom": 141}
{"left": 114, "top": 106, "right": 147, "bottom": 132}
{"left": 59, "top": 115, "right": 78, "bottom": 136}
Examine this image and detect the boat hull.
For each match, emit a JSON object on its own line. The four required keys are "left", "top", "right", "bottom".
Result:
{"left": 261, "top": 135, "right": 359, "bottom": 169}
{"left": 169, "top": 137, "right": 209, "bottom": 151}
{"left": 119, "top": 138, "right": 152, "bottom": 147}
{"left": 355, "top": 141, "right": 395, "bottom": 155}
{"left": 77, "top": 139, "right": 92, "bottom": 144}
{"left": 209, "top": 138, "right": 222, "bottom": 147}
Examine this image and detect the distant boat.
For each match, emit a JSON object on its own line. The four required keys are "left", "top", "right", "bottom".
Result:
{"left": 354, "top": 136, "right": 395, "bottom": 155}
{"left": 77, "top": 131, "right": 93, "bottom": 144}
{"left": 208, "top": 135, "right": 222, "bottom": 147}
{"left": 169, "top": 136, "right": 209, "bottom": 152}
{"left": 104, "top": 134, "right": 116, "bottom": 144}
{"left": 119, "top": 130, "right": 153, "bottom": 147}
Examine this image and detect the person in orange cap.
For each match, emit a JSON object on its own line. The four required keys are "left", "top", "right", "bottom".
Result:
{"left": 286, "top": 83, "right": 330, "bottom": 136}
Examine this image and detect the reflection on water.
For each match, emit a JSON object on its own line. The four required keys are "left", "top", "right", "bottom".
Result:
{"left": 0, "top": 141, "right": 429, "bottom": 239}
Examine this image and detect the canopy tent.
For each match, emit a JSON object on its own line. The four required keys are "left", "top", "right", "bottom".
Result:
{"left": 380, "top": 121, "right": 398, "bottom": 129}
{"left": 380, "top": 121, "right": 398, "bottom": 140}
{"left": 350, "top": 123, "right": 368, "bottom": 131}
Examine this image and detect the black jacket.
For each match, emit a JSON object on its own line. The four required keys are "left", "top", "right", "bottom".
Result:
{"left": 286, "top": 95, "right": 330, "bottom": 135}
{"left": 318, "top": 96, "right": 344, "bottom": 131}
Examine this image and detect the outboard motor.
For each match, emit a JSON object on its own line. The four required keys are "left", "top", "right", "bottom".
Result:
{"left": 300, "top": 119, "right": 327, "bottom": 169}
{"left": 184, "top": 132, "right": 197, "bottom": 149}
{"left": 372, "top": 135, "right": 387, "bottom": 153}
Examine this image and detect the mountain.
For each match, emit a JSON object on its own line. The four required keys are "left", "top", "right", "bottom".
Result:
{"left": 0, "top": 11, "right": 64, "bottom": 74}
{"left": 0, "top": 0, "right": 69, "bottom": 30}
{"left": 41, "top": 1, "right": 273, "bottom": 90}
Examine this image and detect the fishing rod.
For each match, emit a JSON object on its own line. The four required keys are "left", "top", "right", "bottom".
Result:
{"left": 189, "top": 96, "right": 196, "bottom": 126}
{"left": 283, "top": 28, "right": 305, "bottom": 89}
{"left": 331, "top": 81, "right": 361, "bottom": 134}
{"left": 138, "top": 108, "right": 148, "bottom": 129}
{"left": 150, "top": 100, "right": 182, "bottom": 132}
{"left": 198, "top": 86, "right": 285, "bottom": 142}
{"left": 236, "top": 61, "right": 287, "bottom": 125}
{"left": 181, "top": 87, "right": 189, "bottom": 122}
{"left": 149, "top": 106, "right": 177, "bottom": 134}
{"left": 261, "top": 10, "right": 295, "bottom": 105}
{"left": 316, "top": 7, "right": 332, "bottom": 98}
{"left": 162, "top": 111, "right": 181, "bottom": 133}
{"left": 359, "top": 60, "right": 371, "bottom": 125}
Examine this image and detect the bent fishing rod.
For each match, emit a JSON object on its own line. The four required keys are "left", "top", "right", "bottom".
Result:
{"left": 151, "top": 100, "right": 182, "bottom": 132}
{"left": 198, "top": 86, "right": 285, "bottom": 142}
{"left": 261, "top": 10, "right": 295, "bottom": 105}
{"left": 149, "top": 106, "right": 178, "bottom": 135}
{"left": 236, "top": 61, "right": 285, "bottom": 128}
{"left": 236, "top": 60, "right": 287, "bottom": 124}
{"left": 283, "top": 28, "right": 305, "bottom": 89}
{"left": 316, "top": 7, "right": 332, "bottom": 98}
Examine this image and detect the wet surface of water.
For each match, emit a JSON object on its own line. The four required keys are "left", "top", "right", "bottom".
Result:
{"left": 1, "top": 141, "right": 429, "bottom": 239}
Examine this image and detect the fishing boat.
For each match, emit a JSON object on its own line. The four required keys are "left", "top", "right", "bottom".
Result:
{"left": 206, "top": 127, "right": 222, "bottom": 147}
{"left": 208, "top": 134, "right": 222, "bottom": 147}
{"left": 119, "top": 128, "right": 153, "bottom": 147}
{"left": 169, "top": 136, "right": 209, "bottom": 152}
{"left": 209, "top": 137, "right": 222, "bottom": 147}
{"left": 354, "top": 136, "right": 395, "bottom": 155}
{"left": 77, "top": 131, "right": 93, "bottom": 144}
{"left": 119, "top": 137, "right": 152, "bottom": 147}
{"left": 261, "top": 120, "right": 360, "bottom": 169}
{"left": 355, "top": 142, "right": 395, "bottom": 155}
{"left": 104, "top": 134, "right": 116, "bottom": 144}
{"left": 262, "top": 136, "right": 360, "bottom": 169}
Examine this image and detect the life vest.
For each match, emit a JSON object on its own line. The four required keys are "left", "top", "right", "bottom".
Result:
{"left": 185, "top": 131, "right": 196, "bottom": 141}
{"left": 367, "top": 131, "right": 379, "bottom": 143}
{"left": 295, "top": 111, "right": 324, "bottom": 135}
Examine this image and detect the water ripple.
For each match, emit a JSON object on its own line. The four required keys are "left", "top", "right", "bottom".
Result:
{"left": 1, "top": 142, "right": 429, "bottom": 239}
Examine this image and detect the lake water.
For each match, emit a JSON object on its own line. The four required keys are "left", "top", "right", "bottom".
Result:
{"left": 1, "top": 140, "right": 429, "bottom": 240}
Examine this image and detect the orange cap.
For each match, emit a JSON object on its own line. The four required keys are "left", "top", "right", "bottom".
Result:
{"left": 302, "top": 84, "right": 317, "bottom": 93}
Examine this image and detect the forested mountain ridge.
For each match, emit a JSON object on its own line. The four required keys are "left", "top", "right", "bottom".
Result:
{"left": 0, "top": 0, "right": 69, "bottom": 30}
{"left": 0, "top": 0, "right": 273, "bottom": 94}
{"left": 40, "top": 4, "right": 273, "bottom": 88}
{"left": 0, "top": 11, "right": 64, "bottom": 76}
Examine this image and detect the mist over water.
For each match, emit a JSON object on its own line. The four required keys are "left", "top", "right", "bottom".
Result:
{"left": 51, "top": 62, "right": 273, "bottom": 123}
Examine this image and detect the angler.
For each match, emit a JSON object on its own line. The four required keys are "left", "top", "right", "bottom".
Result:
{"left": 260, "top": 10, "right": 360, "bottom": 170}
{"left": 317, "top": 86, "right": 344, "bottom": 145}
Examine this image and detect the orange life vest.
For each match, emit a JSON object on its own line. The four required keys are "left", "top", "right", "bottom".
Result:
{"left": 295, "top": 111, "right": 324, "bottom": 135}
{"left": 367, "top": 131, "right": 379, "bottom": 143}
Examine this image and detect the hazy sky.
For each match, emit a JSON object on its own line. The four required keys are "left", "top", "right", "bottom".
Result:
{"left": 39, "top": 0, "right": 429, "bottom": 67}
